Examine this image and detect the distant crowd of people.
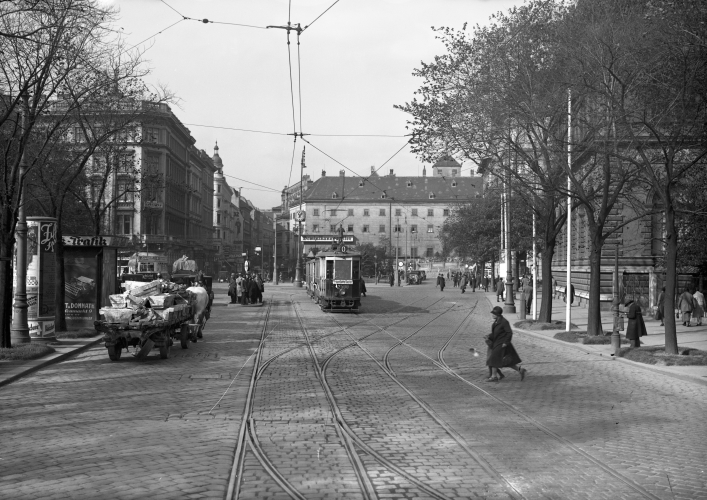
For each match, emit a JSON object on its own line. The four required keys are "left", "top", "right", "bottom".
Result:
{"left": 227, "top": 272, "right": 264, "bottom": 305}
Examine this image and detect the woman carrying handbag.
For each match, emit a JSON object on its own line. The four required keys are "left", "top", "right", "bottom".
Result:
{"left": 485, "top": 306, "right": 527, "bottom": 382}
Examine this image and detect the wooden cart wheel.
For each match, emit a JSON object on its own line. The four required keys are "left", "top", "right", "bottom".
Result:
{"left": 180, "top": 327, "right": 189, "bottom": 349}
{"left": 159, "top": 340, "right": 171, "bottom": 359}
{"left": 107, "top": 344, "right": 122, "bottom": 361}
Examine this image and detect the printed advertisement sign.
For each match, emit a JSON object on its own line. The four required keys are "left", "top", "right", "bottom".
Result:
{"left": 65, "top": 249, "right": 98, "bottom": 325}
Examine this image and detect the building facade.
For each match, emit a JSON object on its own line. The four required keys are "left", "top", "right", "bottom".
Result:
{"left": 299, "top": 166, "right": 482, "bottom": 268}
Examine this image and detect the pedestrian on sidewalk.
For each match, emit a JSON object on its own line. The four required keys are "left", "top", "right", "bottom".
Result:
{"left": 678, "top": 286, "right": 695, "bottom": 326}
{"left": 389, "top": 273, "right": 394, "bottom": 287}
{"left": 360, "top": 277, "right": 367, "bottom": 297}
{"left": 471, "top": 274, "right": 477, "bottom": 292}
{"left": 693, "top": 288, "right": 704, "bottom": 326}
{"left": 485, "top": 306, "right": 526, "bottom": 382}
{"left": 495, "top": 278, "right": 505, "bottom": 302}
{"left": 482, "top": 275, "right": 489, "bottom": 292}
{"left": 625, "top": 296, "right": 647, "bottom": 347}
{"left": 523, "top": 279, "right": 533, "bottom": 314}
{"left": 460, "top": 273, "right": 467, "bottom": 293}
{"left": 656, "top": 287, "right": 666, "bottom": 326}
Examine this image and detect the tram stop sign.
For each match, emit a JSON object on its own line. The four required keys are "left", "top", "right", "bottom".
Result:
{"left": 398, "top": 261, "right": 404, "bottom": 267}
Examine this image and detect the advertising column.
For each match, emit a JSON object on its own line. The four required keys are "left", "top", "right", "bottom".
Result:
{"left": 27, "top": 217, "right": 57, "bottom": 342}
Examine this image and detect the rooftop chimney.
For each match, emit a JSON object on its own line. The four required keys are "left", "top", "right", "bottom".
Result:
{"left": 322, "top": 169, "right": 326, "bottom": 177}
{"left": 389, "top": 169, "right": 394, "bottom": 176}
{"left": 339, "top": 169, "right": 345, "bottom": 177}
{"left": 423, "top": 166, "right": 427, "bottom": 177}
{"left": 371, "top": 166, "right": 375, "bottom": 173}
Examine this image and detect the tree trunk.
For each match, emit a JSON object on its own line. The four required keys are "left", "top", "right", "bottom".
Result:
{"left": 54, "top": 226, "right": 67, "bottom": 332}
{"left": 586, "top": 238, "right": 604, "bottom": 336}
{"left": 539, "top": 243, "right": 555, "bottom": 323}
{"left": 663, "top": 201, "right": 678, "bottom": 354}
{"left": 0, "top": 238, "right": 13, "bottom": 348}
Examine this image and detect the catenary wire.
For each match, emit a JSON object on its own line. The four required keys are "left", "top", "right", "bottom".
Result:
{"left": 222, "top": 173, "right": 282, "bottom": 192}
{"left": 303, "top": 0, "right": 342, "bottom": 31}
{"left": 182, "top": 123, "right": 404, "bottom": 138}
{"left": 159, "top": 0, "right": 268, "bottom": 29}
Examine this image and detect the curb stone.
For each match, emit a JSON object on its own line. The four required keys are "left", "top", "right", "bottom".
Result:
{"left": 0, "top": 336, "right": 103, "bottom": 389}
{"left": 514, "top": 327, "right": 707, "bottom": 387}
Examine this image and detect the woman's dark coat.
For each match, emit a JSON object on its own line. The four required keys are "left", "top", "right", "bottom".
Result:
{"left": 656, "top": 291, "right": 665, "bottom": 320}
{"left": 486, "top": 315, "right": 522, "bottom": 368}
{"left": 248, "top": 279, "right": 262, "bottom": 303}
{"left": 625, "top": 302, "right": 647, "bottom": 340}
{"left": 496, "top": 280, "right": 505, "bottom": 296}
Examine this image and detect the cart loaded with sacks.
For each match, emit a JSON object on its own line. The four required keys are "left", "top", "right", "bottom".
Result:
{"left": 94, "top": 279, "right": 200, "bottom": 361}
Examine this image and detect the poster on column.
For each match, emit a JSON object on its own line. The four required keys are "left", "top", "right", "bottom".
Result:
{"left": 64, "top": 249, "right": 98, "bottom": 325}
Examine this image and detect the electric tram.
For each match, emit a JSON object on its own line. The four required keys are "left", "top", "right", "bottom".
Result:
{"left": 306, "top": 244, "right": 363, "bottom": 313}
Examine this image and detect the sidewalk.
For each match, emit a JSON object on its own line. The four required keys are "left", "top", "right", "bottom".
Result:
{"left": 494, "top": 290, "right": 707, "bottom": 386}
{"left": 0, "top": 336, "right": 103, "bottom": 389}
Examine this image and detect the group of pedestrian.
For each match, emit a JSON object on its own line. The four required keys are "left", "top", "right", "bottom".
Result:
{"left": 676, "top": 285, "right": 705, "bottom": 327}
{"left": 227, "top": 272, "right": 264, "bottom": 305}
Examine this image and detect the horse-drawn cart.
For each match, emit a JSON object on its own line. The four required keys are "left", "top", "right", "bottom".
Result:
{"left": 95, "top": 280, "right": 200, "bottom": 361}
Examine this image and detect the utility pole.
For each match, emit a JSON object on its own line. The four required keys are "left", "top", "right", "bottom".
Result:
{"left": 293, "top": 147, "right": 305, "bottom": 287}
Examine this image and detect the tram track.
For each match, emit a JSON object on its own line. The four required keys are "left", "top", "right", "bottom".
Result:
{"left": 321, "top": 300, "right": 524, "bottom": 500}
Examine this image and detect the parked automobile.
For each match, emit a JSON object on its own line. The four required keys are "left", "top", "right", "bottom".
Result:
{"left": 408, "top": 271, "right": 423, "bottom": 284}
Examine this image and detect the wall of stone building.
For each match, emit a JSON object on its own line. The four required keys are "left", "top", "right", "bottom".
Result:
{"left": 304, "top": 201, "right": 449, "bottom": 259}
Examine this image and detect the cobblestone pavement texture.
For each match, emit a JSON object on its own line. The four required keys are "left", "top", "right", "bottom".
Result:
{"left": 0, "top": 282, "right": 705, "bottom": 499}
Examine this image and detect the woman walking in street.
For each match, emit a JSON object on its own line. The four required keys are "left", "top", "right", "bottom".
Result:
{"left": 678, "top": 286, "right": 695, "bottom": 326}
{"left": 485, "top": 306, "right": 526, "bottom": 382}
{"left": 437, "top": 273, "right": 446, "bottom": 292}
{"left": 625, "top": 296, "right": 647, "bottom": 347}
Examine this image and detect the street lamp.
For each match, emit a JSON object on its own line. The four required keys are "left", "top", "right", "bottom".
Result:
{"left": 10, "top": 93, "right": 31, "bottom": 345}
{"left": 293, "top": 147, "right": 306, "bottom": 287}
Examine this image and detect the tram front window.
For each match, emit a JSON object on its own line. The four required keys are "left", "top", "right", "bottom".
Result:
{"left": 326, "top": 261, "right": 333, "bottom": 280}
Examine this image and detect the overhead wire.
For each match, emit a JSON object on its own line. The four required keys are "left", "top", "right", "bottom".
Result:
{"left": 303, "top": 0, "right": 342, "bottom": 31}
{"left": 222, "top": 173, "right": 282, "bottom": 192}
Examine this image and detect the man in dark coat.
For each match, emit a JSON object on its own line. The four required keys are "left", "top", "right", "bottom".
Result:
{"left": 460, "top": 274, "right": 467, "bottom": 293}
{"left": 485, "top": 306, "right": 526, "bottom": 381}
{"left": 360, "top": 277, "right": 367, "bottom": 297}
{"left": 471, "top": 275, "right": 477, "bottom": 292}
{"left": 496, "top": 278, "right": 505, "bottom": 302}
{"left": 523, "top": 280, "right": 533, "bottom": 314}
{"left": 437, "top": 274, "right": 445, "bottom": 291}
{"left": 228, "top": 273, "right": 238, "bottom": 304}
{"left": 625, "top": 296, "right": 647, "bottom": 347}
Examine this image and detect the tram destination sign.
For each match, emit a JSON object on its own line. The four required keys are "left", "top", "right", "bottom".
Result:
{"left": 301, "top": 234, "right": 355, "bottom": 243}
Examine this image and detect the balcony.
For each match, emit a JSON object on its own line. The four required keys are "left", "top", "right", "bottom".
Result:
{"left": 141, "top": 234, "right": 169, "bottom": 243}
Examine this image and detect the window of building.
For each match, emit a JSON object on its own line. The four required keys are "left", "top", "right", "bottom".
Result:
{"left": 411, "top": 247, "right": 418, "bottom": 258}
{"left": 427, "top": 224, "right": 434, "bottom": 233}
{"left": 330, "top": 209, "right": 337, "bottom": 216}
{"left": 117, "top": 214, "right": 131, "bottom": 235}
{"left": 452, "top": 180, "right": 457, "bottom": 187}
{"left": 452, "top": 169, "right": 457, "bottom": 176}
{"left": 394, "top": 224, "right": 402, "bottom": 232}
{"left": 217, "top": 184, "right": 221, "bottom": 193}
{"left": 117, "top": 182, "right": 134, "bottom": 202}
{"left": 312, "top": 224, "right": 319, "bottom": 232}
{"left": 313, "top": 208, "right": 319, "bottom": 216}
{"left": 362, "top": 225, "right": 369, "bottom": 233}
{"left": 395, "top": 208, "right": 402, "bottom": 216}
{"left": 347, "top": 224, "right": 354, "bottom": 232}
{"left": 426, "top": 247, "right": 434, "bottom": 257}
{"left": 443, "top": 209, "right": 450, "bottom": 216}
{"left": 406, "top": 180, "right": 412, "bottom": 187}
{"left": 330, "top": 224, "right": 337, "bottom": 232}
{"left": 427, "top": 209, "right": 434, "bottom": 217}
{"left": 437, "top": 169, "right": 442, "bottom": 175}
{"left": 217, "top": 199, "right": 221, "bottom": 208}
{"left": 379, "top": 209, "right": 386, "bottom": 216}
{"left": 363, "top": 209, "right": 369, "bottom": 216}
{"left": 143, "top": 127, "right": 159, "bottom": 143}
{"left": 332, "top": 192, "right": 338, "bottom": 199}
{"left": 216, "top": 229, "right": 220, "bottom": 239}
{"left": 348, "top": 209, "right": 354, "bottom": 216}
{"left": 412, "top": 208, "right": 418, "bottom": 217}
{"left": 144, "top": 215, "right": 160, "bottom": 235}
{"left": 429, "top": 193, "right": 435, "bottom": 199}
{"left": 410, "top": 224, "right": 418, "bottom": 233}
{"left": 397, "top": 247, "right": 403, "bottom": 256}
{"left": 379, "top": 225, "right": 386, "bottom": 232}
{"left": 217, "top": 213, "right": 221, "bottom": 224}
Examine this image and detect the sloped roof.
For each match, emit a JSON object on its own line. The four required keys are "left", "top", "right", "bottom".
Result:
{"left": 432, "top": 155, "right": 462, "bottom": 169}
{"left": 303, "top": 175, "right": 481, "bottom": 203}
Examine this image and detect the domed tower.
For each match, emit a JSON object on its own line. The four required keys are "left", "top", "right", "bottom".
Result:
{"left": 213, "top": 141, "right": 223, "bottom": 174}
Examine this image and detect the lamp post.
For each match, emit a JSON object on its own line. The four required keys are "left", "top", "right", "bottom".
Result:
{"left": 503, "top": 165, "right": 516, "bottom": 313}
{"left": 11, "top": 93, "right": 31, "bottom": 345}
{"left": 293, "top": 147, "right": 305, "bottom": 287}
{"left": 611, "top": 241, "right": 621, "bottom": 353}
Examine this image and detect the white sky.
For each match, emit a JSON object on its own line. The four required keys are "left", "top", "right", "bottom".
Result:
{"left": 105, "top": 0, "right": 517, "bottom": 209}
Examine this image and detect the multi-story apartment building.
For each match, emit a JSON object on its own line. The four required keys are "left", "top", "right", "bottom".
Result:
{"left": 298, "top": 162, "right": 482, "bottom": 267}
{"left": 92, "top": 102, "right": 217, "bottom": 275}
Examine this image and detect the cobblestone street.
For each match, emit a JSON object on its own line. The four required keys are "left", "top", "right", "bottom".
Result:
{"left": 1, "top": 282, "right": 706, "bottom": 499}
